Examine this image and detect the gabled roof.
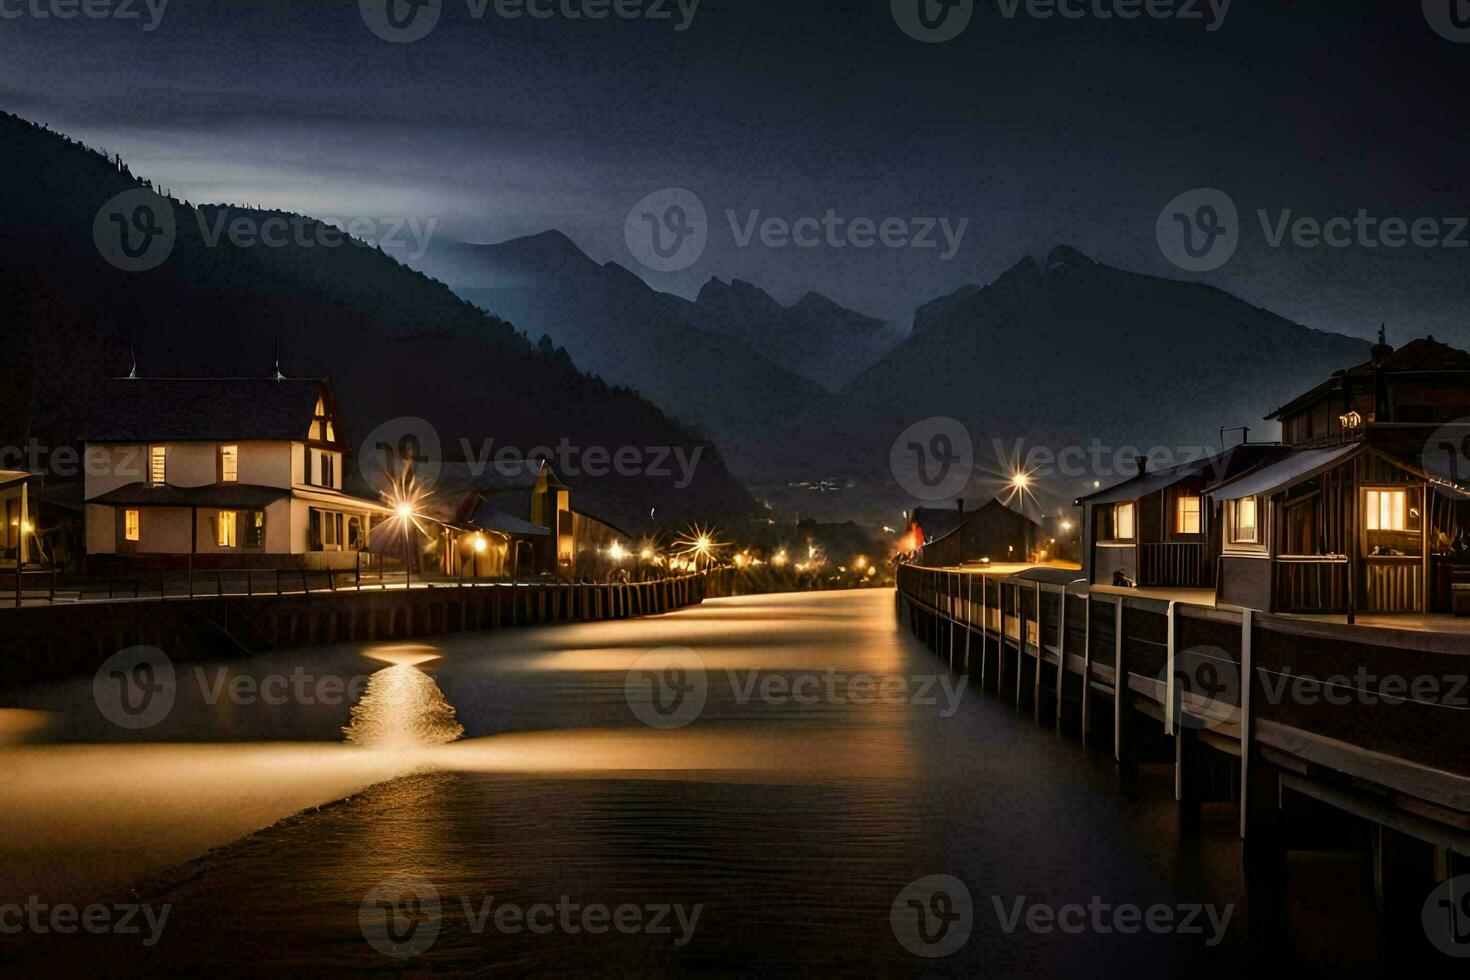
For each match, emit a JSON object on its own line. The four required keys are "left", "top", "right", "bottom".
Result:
{"left": 85, "top": 378, "right": 328, "bottom": 442}
{"left": 1076, "top": 444, "right": 1285, "bottom": 506}
{"left": 918, "top": 496, "right": 1041, "bottom": 549}
{"left": 470, "top": 509, "right": 551, "bottom": 537}
{"left": 0, "top": 470, "right": 36, "bottom": 490}
{"left": 1207, "top": 442, "right": 1470, "bottom": 502}
{"left": 1266, "top": 337, "right": 1470, "bottom": 421}
{"left": 913, "top": 496, "right": 1031, "bottom": 542}
{"left": 1207, "top": 444, "right": 1360, "bottom": 501}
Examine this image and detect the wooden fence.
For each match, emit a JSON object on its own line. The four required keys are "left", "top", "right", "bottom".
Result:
{"left": 896, "top": 564, "right": 1470, "bottom": 873}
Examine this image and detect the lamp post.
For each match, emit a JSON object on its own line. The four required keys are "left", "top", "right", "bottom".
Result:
{"left": 396, "top": 502, "right": 415, "bottom": 590}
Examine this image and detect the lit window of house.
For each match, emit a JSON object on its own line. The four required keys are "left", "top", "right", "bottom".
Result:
{"left": 220, "top": 445, "right": 239, "bottom": 483}
{"left": 1365, "top": 489, "right": 1414, "bottom": 532}
{"left": 217, "top": 510, "right": 237, "bottom": 548}
{"left": 1233, "top": 497, "right": 1259, "bottom": 544}
{"left": 1113, "top": 502, "right": 1135, "bottom": 541}
{"left": 1176, "top": 495, "right": 1201, "bottom": 535}
{"left": 124, "top": 509, "right": 140, "bottom": 541}
{"left": 150, "top": 445, "right": 167, "bottom": 485}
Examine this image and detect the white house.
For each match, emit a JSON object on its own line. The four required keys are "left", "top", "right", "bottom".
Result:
{"left": 83, "top": 377, "right": 391, "bottom": 569}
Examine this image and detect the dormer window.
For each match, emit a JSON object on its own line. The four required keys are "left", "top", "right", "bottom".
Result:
{"left": 150, "top": 445, "right": 167, "bottom": 486}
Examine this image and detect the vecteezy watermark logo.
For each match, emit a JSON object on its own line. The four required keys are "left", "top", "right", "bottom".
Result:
{"left": 890, "top": 417, "right": 974, "bottom": 502}
{"left": 93, "top": 646, "right": 175, "bottom": 730}
{"left": 360, "top": 0, "right": 441, "bottom": 42}
{"left": 1156, "top": 187, "right": 1239, "bottom": 273}
{"left": 991, "top": 896, "right": 1234, "bottom": 946}
{"left": 361, "top": 875, "right": 442, "bottom": 959}
{"left": 359, "top": 416, "right": 444, "bottom": 495}
{"left": 194, "top": 211, "right": 439, "bottom": 261}
{"left": 892, "top": 0, "right": 974, "bottom": 43}
{"left": 0, "top": 897, "right": 171, "bottom": 946}
{"left": 93, "top": 189, "right": 176, "bottom": 273}
{"left": 1425, "top": 0, "right": 1470, "bottom": 43}
{"left": 625, "top": 188, "right": 708, "bottom": 273}
{"left": 1422, "top": 420, "right": 1470, "bottom": 489}
{"left": 726, "top": 210, "right": 969, "bottom": 261}
{"left": 360, "top": 881, "right": 703, "bottom": 959}
{"left": 1159, "top": 645, "right": 1238, "bottom": 731}
{"left": 891, "top": 874, "right": 973, "bottom": 958}
{"left": 0, "top": 0, "right": 170, "bottom": 31}
{"left": 1423, "top": 875, "right": 1470, "bottom": 958}
{"left": 625, "top": 647, "right": 708, "bottom": 729}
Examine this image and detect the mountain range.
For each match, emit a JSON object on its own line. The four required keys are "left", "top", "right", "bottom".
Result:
{"left": 0, "top": 112, "right": 753, "bottom": 532}
{"left": 400, "top": 233, "right": 903, "bottom": 472}
{"left": 762, "top": 245, "right": 1373, "bottom": 521}
{"left": 3, "top": 109, "right": 1397, "bottom": 530}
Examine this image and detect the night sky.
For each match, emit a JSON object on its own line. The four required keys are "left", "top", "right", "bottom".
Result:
{"left": 3, "top": 1, "right": 1468, "bottom": 345}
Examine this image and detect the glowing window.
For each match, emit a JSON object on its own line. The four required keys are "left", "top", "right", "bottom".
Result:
{"left": 1113, "top": 502, "right": 1135, "bottom": 541}
{"left": 220, "top": 445, "right": 238, "bottom": 483}
{"left": 1233, "top": 498, "right": 1259, "bottom": 544}
{"left": 124, "top": 509, "right": 140, "bottom": 542}
{"left": 1365, "top": 490, "right": 1411, "bottom": 532}
{"left": 149, "top": 445, "right": 167, "bottom": 485}
{"left": 1176, "top": 495, "right": 1201, "bottom": 535}
{"left": 217, "top": 510, "right": 237, "bottom": 548}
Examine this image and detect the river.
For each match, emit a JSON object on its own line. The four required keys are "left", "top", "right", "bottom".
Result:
{"left": 0, "top": 589, "right": 1387, "bottom": 975}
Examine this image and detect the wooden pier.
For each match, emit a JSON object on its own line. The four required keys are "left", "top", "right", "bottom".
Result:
{"left": 897, "top": 563, "right": 1469, "bottom": 940}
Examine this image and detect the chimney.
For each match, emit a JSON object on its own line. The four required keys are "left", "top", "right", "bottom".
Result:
{"left": 1135, "top": 455, "right": 1149, "bottom": 477}
{"left": 957, "top": 498, "right": 965, "bottom": 519}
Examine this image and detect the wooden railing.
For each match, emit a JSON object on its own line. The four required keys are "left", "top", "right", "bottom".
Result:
{"left": 1138, "top": 541, "right": 1207, "bottom": 587}
{"left": 1273, "top": 558, "right": 1348, "bottom": 612}
{"left": 895, "top": 562, "right": 1470, "bottom": 861}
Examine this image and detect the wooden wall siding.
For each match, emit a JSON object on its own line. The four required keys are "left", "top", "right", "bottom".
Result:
{"left": 1273, "top": 560, "right": 1349, "bottom": 613}
{"left": 1364, "top": 562, "right": 1422, "bottom": 613}
{"left": 1275, "top": 466, "right": 1349, "bottom": 558}
{"left": 1363, "top": 455, "right": 1421, "bottom": 485}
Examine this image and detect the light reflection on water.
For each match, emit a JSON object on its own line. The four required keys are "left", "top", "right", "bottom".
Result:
{"left": 342, "top": 665, "right": 464, "bottom": 748}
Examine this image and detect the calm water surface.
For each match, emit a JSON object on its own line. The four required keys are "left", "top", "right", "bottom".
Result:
{"left": 1, "top": 590, "right": 1390, "bottom": 976}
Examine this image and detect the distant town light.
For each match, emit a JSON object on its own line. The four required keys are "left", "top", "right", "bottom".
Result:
{"left": 395, "top": 502, "right": 414, "bottom": 520}
{"left": 609, "top": 541, "right": 628, "bottom": 561}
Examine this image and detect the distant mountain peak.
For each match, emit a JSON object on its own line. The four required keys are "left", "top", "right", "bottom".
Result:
{"left": 1045, "top": 244, "right": 1096, "bottom": 270}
